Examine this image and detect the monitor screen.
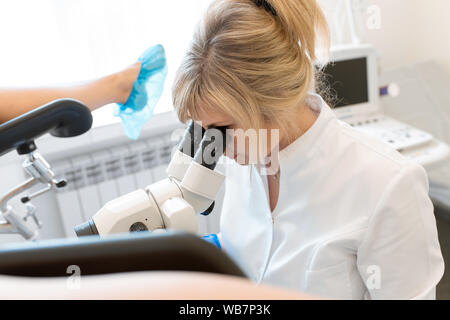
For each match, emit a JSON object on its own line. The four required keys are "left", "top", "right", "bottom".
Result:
{"left": 320, "top": 57, "right": 369, "bottom": 108}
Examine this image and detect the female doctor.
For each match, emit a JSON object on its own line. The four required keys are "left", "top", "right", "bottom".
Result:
{"left": 172, "top": 0, "right": 445, "bottom": 299}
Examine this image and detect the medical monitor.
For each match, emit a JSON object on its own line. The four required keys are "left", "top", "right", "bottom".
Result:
{"left": 320, "top": 45, "right": 379, "bottom": 120}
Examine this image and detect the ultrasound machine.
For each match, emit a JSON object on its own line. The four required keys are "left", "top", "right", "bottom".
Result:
{"left": 322, "top": 44, "right": 449, "bottom": 167}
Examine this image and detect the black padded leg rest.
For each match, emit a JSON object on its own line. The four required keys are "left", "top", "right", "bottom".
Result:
{"left": 0, "top": 231, "right": 246, "bottom": 278}
{"left": 0, "top": 98, "right": 92, "bottom": 156}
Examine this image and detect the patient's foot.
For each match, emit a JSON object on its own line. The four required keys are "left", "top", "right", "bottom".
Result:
{"left": 114, "top": 61, "right": 141, "bottom": 104}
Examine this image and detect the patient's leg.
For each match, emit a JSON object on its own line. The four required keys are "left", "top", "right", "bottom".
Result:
{"left": 0, "top": 62, "right": 141, "bottom": 123}
{"left": 0, "top": 271, "right": 316, "bottom": 300}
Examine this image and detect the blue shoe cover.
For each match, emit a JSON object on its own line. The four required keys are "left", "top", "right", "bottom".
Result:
{"left": 114, "top": 44, "right": 168, "bottom": 140}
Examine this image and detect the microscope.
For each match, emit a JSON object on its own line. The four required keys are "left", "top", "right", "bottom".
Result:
{"left": 75, "top": 120, "right": 228, "bottom": 237}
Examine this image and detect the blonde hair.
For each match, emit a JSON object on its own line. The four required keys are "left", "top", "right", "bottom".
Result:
{"left": 172, "top": 0, "right": 330, "bottom": 141}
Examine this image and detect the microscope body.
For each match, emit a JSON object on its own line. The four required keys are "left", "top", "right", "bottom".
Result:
{"left": 89, "top": 151, "right": 225, "bottom": 235}
{"left": 76, "top": 122, "right": 227, "bottom": 237}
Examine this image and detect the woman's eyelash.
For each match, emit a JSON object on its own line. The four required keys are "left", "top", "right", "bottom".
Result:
{"left": 214, "top": 125, "right": 230, "bottom": 131}
{"left": 208, "top": 125, "right": 230, "bottom": 130}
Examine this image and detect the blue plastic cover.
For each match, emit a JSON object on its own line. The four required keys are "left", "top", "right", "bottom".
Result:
{"left": 114, "top": 44, "right": 168, "bottom": 140}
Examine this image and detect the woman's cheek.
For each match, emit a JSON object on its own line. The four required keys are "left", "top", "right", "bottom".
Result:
{"left": 223, "top": 135, "right": 248, "bottom": 164}
{"left": 222, "top": 132, "right": 234, "bottom": 157}
{"left": 223, "top": 128, "right": 272, "bottom": 165}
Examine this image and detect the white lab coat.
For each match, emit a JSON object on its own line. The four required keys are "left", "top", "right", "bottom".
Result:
{"left": 219, "top": 93, "right": 445, "bottom": 299}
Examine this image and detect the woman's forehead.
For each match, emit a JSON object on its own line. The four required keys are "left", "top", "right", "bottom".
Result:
{"left": 194, "top": 113, "right": 232, "bottom": 128}
{"left": 191, "top": 102, "right": 233, "bottom": 128}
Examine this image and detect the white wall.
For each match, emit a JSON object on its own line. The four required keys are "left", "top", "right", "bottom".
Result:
{"left": 320, "top": 0, "right": 450, "bottom": 73}
{"left": 364, "top": 0, "right": 450, "bottom": 73}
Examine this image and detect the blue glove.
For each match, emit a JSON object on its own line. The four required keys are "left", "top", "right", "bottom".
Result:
{"left": 202, "top": 234, "right": 222, "bottom": 250}
{"left": 114, "top": 44, "right": 168, "bottom": 140}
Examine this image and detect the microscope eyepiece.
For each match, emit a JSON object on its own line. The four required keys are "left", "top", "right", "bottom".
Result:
{"left": 74, "top": 219, "right": 99, "bottom": 237}
{"left": 177, "top": 120, "right": 205, "bottom": 158}
{"left": 193, "top": 126, "right": 229, "bottom": 171}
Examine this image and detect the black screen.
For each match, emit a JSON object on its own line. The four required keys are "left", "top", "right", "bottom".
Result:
{"left": 320, "top": 57, "right": 369, "bottom": 108}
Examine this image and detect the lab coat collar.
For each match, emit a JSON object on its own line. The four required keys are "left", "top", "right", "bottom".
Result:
{"left": 275, "top": 93, "right": 336, "bottom": 174}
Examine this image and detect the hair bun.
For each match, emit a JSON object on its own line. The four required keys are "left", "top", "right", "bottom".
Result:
{"left": 253, "top": 0, "right": 277, "bottom": 16}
